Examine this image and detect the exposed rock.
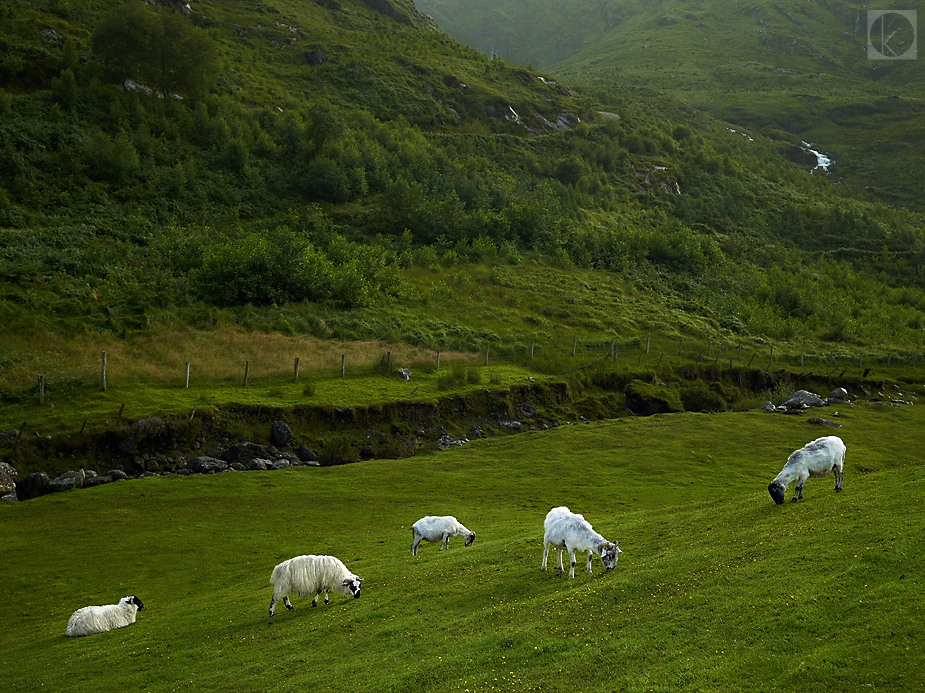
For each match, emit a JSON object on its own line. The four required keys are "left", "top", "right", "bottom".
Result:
{"left": 0, "top": 461, "right": 18, "bottom": 495}
{"left": 49, "top": 469, "right": 86, "bottom": 493}
{"left": 270, "top": 421, "right": 293, "bottom": 448}
{"left": 41, "top": 28, "right": 63, "bottom": 43}
{"left": 827, "top": 387, "right": 849, "bottom": 403}
{"left": 0, "top": 429, "right": 18, "bottom": 442}
{"left": 782, "top": 389, "right": 825, "bottom": 409}
{"left": 186, "top": 456, "right": 228, "bottom": 474}
{"left": 230, "top": 462, "right": 247, "bottom": 471}
{"left": 760, "top": 401, "right": 779, "bottom": 413}
{"left": 271, "top": 459, "right": 290, "bottom": 469}
{"left": 107, "top": 469, "right": 129, "bottom": 481}
{"left": 658, "top": 16, "right": 678, "bottom": 26}
{"left": 305, "top": 49, "right": 325, "bottom": 65}
{"left": 808, "top": 417, "right": 842, "bottom": 428}
{"left": 143, "top": 0, "right": 193, "bottom": 15}
{"left": 247, "top": 458, "right": 270, "bottom": 471}
{"left": 296, "top": 445, "right": 318, "bottom": 462}
{"left": 220, "top": 442, "right": 277, "bottom": 464}
{"left": 499, "top": 420, "right": 523, "bottom": 430}
{"left": 1, "top": 490, "right": 17, "bottom": 503}
{"left": 16, "top": 472, "right": 49, "bottom": 500}
{"left": 395, "top": 368, "right": 412, "bottom": 381}
{"left": 517, "top": 403, "right": 536, "bottom": 418}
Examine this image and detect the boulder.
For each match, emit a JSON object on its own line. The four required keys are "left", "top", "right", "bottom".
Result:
{"left": 782, "top": 389, "right": 825, "bottom": 409}
{"left": 220, "top": 442, "right": 277, "bottom": 464}
{"left": 186, "top": 456, "right": 228, "bottom": 474}
{"left": 247, "top": 458, "right": 270, "bottom": 471}
{"left": 49, "top": 469, "right": 86, "bottom": 493}
{"left": 305, "top": 49, "right": 326, "bottom": 65}
{"left": 1, "top": 490, "right": 17, "bottom": 503}
{"left": 106, "top": 469, "right": 129, "bottom": 481}
{"left": 16, "top": 471, "right": 49, "bottom": 500}
{"left": 296, "top": 445, "right": 318, "bottom": 462}
{"left": 760, "top": 401, "right": 778, "bottom": 413}
{"left": 0, "top": 429, "right": 18, "bottom": 442}
{"left": 808, "top": 417, "right": 842, "bottom": 428}
{"left": 395, "top": 368, "right": 412, "bottom": 381}
{"left": 270, "top": 421, "right": 293, "bottom": 448}
{"left": 658, "top": 16, "right": 679, "bottom": 26}
{"left": 0, "top": 461, "right": 18, "bottom": 495}
{"left": 271, "top": 459, "right": 291, "bottom": 470}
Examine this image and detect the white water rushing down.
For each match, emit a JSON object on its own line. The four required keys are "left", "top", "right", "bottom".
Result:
{"left": 802, "top": 141, "right": 833, "bottom": 174}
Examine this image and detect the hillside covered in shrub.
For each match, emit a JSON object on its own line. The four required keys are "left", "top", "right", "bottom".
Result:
{"left": 1, "top": 0, "right": 925, "bottom": 374}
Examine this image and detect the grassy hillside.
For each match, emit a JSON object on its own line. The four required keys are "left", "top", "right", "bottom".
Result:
{"left": 2, "top": 404, "right": 923, "bottom": 691}
{"left": 3, "top": 0, "right": 925, "bottom": 445}
{"left": 418, "top": 0, "right": 925, "bottom": 210}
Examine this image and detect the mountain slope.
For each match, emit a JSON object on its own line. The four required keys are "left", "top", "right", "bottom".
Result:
{"left": 416, "top": 0, "right": 925, "bottom": 209}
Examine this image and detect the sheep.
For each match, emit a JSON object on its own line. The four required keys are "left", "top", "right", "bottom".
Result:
{"left": 542, "top": 506, "right": 622, "bottom": 579}
{"left": 65, "top": 595, "right": 144, "bottom": 637}
{"left": 768, "top": 435, "right": 846, "bottom": 504}
{"left": 410, "top": 515, "right": 475, "bottom": 556}
{"left": 269, "top": 555, "right": 362, "bottom": 616}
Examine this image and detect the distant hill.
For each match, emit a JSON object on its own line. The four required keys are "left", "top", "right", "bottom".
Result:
{"left": 416, "top": 0, "right": 925, "bottom": 209}
{"left": 1, "top": 0, "right": 925, "bottom": 365}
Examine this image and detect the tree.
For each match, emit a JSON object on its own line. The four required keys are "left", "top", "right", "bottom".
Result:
{"left": 90, "top": 4, "right": 218, "bottom": 97}
{"left": 90, "top": 3, "right": 154, "bottom": 89}
{"left": 147, "top": 12, "right": 218, "bottom": 98}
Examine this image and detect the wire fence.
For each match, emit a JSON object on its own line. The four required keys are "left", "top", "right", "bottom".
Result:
{"left": 21, "top": 334, "right": 921, "bottom": 400}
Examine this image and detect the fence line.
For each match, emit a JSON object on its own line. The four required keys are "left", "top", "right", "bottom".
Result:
{"left": 19, "top": 335, "right": 925, "bottom": 401}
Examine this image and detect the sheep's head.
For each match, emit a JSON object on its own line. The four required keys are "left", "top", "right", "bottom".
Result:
{"left": 464, "top": 532, "right": 476, "bottom": 547}
{"left": 768, "top": 482, "right": 786, "bottom": 505}
{"left": 124, "top": 595, "right": 144, "bottom": 610}
{"left": 598, "top": 542, "right": 622, "bottom": 572}
{"left": 343, "top": 577, "right": 362, "bottom": 599}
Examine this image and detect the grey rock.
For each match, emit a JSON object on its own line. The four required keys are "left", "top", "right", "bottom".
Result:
{"left": 186, "top": 456, "right": 228, "bottom": 474}
{"left": 1, "top": 489, "right": 18, "bottom": 502}
{"left": 0, "top": 461, "right": 18, "bottom": 494}
{"left": 760, "top": 401, "right": 778, "bottom": 413}
{"left": 221, "top": 442, "right": 277, "bottom": 464}
{"left": 49, "top": 469, "right": 86, "bottom": 492}
{"left": 247, "top": 458, "right": 269, "bottom": 471}
{"left": 782, "top": 389, "right": 825, "bottom": 409}
{"left": 395, "top": 368, "right": 412, "bottom": 381}
{"left": 270, "top": 421, "right": 293, "bottom": 448}
{"left": 808, "top": 417, "right": 842, "bottom": 428}
{"left": 296, "top": 445, "right": 318, "bottom": 462}
{"left": 16, "top": 471, "right": 50, "bottom": 500}
{"left": 271, "top": 459, "right": 290, "bottom": 469}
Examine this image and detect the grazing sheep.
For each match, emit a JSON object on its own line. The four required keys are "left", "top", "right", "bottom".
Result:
{"left": 410, "top": 515, "right": 475, "bottom": 556}
{"left": 768, "top": 435, "right": 846, "bottom": 504}
{"left": 542, "top": 506, "right": 622, "bottom": 579}
{"left": 65, "top": 595, "right": 144, "bottom": 636}
{"left": 269, "top": 555, "right": 362, "bottom": 616}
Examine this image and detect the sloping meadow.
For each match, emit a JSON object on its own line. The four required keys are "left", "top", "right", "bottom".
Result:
{"left": 2, "top": 404, "right": 923, "bottom": 692}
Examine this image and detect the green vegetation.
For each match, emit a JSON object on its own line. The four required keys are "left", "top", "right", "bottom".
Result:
{"left": 2, "top": 403, "right": 924, "bottom": 691}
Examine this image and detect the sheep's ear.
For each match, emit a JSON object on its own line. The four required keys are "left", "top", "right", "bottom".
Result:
{"left": 342, "top": 578, "right": 351, "bottom": 586}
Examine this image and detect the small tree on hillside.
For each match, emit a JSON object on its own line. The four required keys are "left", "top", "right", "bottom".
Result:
{"left": 90, "top": 3, "right": 154, "bottom": 89}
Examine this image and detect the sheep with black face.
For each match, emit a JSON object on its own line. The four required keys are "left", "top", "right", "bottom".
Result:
{"left": 768, "top": 436, "right": 846, "bottom": 504}
{"left": 65, "top": 595, "right": 144, "bottom": 636}
{"left": 269, "top": 555, "right": 362, "bottom": 616}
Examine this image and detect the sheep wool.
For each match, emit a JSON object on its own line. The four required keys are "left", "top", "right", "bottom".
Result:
{"left": 542, "top": 506, "right": 622, "bottom": 579}
{"left": 411, "top": 515, "right": 476, "bottom": 555}
{"left": 65, "top": 595, "right": 144, "bottom": 637}
{"left": 269, "top": 555, "right": 363, "bottom": 616}
{"left": 768, "top": 435, "right": 846, "bottom": 504}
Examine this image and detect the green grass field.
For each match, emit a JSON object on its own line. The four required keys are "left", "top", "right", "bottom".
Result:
{"left": 2, "top": 401, "right": 923, "bottom": 692}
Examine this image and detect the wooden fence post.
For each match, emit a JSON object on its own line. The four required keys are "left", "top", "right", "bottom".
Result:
{"left": 572, "top": 338, "right": 577, "bottom": 356}
{"left": 646, "top": 333, "right": 650, "bottom": 354}
{"left": 530, "top": 340, "right": 535, "bottom": 358}
{"left": 800, "top": 350, "right": 804, "bottom": 367}
{"left": 184, "top": 362, "right": 190, "bottom": 389}
{"left": 294, "top": 357, "right": 300, "bottom": 383}
{"left": 243, "top": 360, "right": 249, "bottom": 388}
{"left": 485, "top": 346, "right": 489, "bottom": 366}
{"left": 436, "top": 350, "right": 441, "bottom": 369}
{"left": 100, "top": 351, "right": 107, "bottom": 391}
{"left": 341, "top": 354, "right": 346, "bottom": 377}
{"left": 610, "top": 339, "right": 615, "bottom": 359}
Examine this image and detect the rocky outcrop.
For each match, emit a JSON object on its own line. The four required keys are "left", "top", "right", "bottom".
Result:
{"left": 270, "top": 421, "right": 293, "bottom": 448}
{"left": 0, "top": 461, "right": 18, "bottom": 495}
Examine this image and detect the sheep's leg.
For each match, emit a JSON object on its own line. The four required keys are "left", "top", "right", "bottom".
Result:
{"left": 440, "top": 533, "right": 449, "bottom": 550}
{"left": 834, "top": 465, "right": 843, "bottom": 492}
{"left": 411, "top": 532, "right": 422, "bottom": 556}
{"left": 283, "top": 596, "right": 293, "bottom": 611}
{"left": 323, "top": 588, "right": 330, "bottom": 605}
{"left": 567, "top": 550, "right": 577, "bottom": 579}
{"left": 585, "top": 549, "right": 594, "bottom": 574}
{"left": 541, "top": 542, "right": 550, "bottom": 571}
{"left": 312, "top": 591, "right": 321, "bottom": 607}
{"left": 555, "top": 548, "right": 565, "bottom": 573}
{"left": 269, "top": 596, "right": 277, "bottom": 617}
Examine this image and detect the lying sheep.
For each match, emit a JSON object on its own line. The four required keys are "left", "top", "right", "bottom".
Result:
{"left": 65, "top": 595, "right": 144, "bottom": 636}
{"left": 269, "top": 555, "right": 362, "bottom": 616}
{"left": 542, "top": 506, "right": 622, "bottom": 579}
{"left": 411, "top": 515, "right": 475, "bottom": 556}
{"left": 768, "top": 435, "right": 846, "bottom": 504}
